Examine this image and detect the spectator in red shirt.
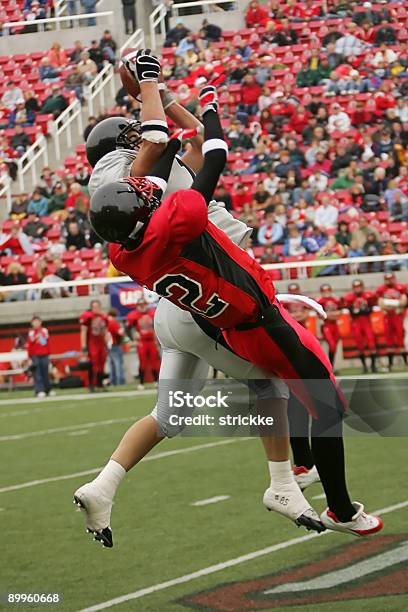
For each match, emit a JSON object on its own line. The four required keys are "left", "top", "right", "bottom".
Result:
{"left": 27, "top": 315, "right": 51, "bottom": 398}
{"left": 80, "top": 300, "right": 109, "bottom": 391}
{"left": 65, "top": 182, "right": 90, "bottom": 215}
{"left": 245, "top": 0, "right": 270, "bottom": 28}
{"left": 350, "top": 101, "right": 374, "bottom": 127}
{"left": 303, "top": 0, "right": 322, "bottom": 20}
{"left": 241, "top": 74, "right": 262, "bottom": 115}
{"left": 283, "top": 0, "right": 305, "bottom": 20}
{"left": 0, "top": 225, "right": 33, "bottom": 256}
{"left": 107, "top": 308, "right": 125, "bottom": 386}
{"left": 288, "top": 105, "right": 312, "bottom": 134}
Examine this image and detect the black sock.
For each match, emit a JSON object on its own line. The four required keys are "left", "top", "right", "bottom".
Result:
{"left": 329, "top": 350, "right": 335, "bottom": 365}
{"left": 288, "top": 395, "right": 314, "bottom": 469}
{"left": 311, "top": 435, "right": 354, "bottom": 522}
{"left": 388, "top": 353, "right": 394, "bottom": 368}
{"left": 359, "top": 354, "right": 367, "bottom": 368}
{"left": 152, "top": 370, "right": 159, "bottom": 382}
{"left": 139, "top": 369, "right": 144, "bottom": 385}
{"left": 371, "top": 354, "right": 376, "bottom": 371}
{"left": 96, "top": 372, "right": 104, "bottom": 388}
{"left": 311, "top": 406, "right": 354, "bottom": 522}
{"left": 402, "top": 352, "right": 408, "bottom": 365}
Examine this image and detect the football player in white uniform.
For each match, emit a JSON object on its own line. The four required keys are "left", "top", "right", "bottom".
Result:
{"left": 74, "top": 51, "right": 382, "bottom": 546}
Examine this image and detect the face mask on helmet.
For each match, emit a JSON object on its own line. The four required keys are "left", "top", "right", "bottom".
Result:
{"left": 116, "top": 120, "right": 143, "bottom": 151}
{"left": 86, "top": 117, "right": 143, "bottom": 167}
{"left": 89, "top": 176, "right": 161, "bottom": 250}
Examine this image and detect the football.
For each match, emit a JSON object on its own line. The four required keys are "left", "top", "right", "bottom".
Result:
{"left": 119, "top": 47, "right": 140, "bottom": 99}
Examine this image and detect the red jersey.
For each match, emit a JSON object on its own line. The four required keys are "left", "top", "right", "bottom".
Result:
{"left": 318, "top": 295, "right": 342, "bottom": 320}
{"left": 107, "top": 317, "right": 123, "bottom": 345}
{"left": 80, "top": 310, "right": 109, "bottom": 346}
{"left": 127, "top": 308, "right": 156, "bottom": 341}
{"left": 27, "top": 326, "right": 50, "bottom": 357}
{"left": 376, "top": 283, "right": 407, "bottom": 301}
{"left": 376, "top": 283, "right": 407, "bottom": 312}
{"left": 344, "top": 291, "right": 377, "bottom": 317}
{"left": 110, "top": 190, "right": 275, "bottom": 330}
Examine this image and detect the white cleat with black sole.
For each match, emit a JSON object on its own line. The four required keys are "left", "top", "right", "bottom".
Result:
{"left": 73, "top": 482, "right": 113, "bottom": 548}
{"left": 263, "top": 483, "right": 326, "bottom": 533}
{"left": 293, "top": 465, "right": 321, "bottom": 491}
{"left": 320, "top": 501, "right": 383, "bottom": 536}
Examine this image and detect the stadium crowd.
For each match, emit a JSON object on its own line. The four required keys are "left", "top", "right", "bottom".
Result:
{"left": 1, "top": 0, "right": 408, "bottom": 299}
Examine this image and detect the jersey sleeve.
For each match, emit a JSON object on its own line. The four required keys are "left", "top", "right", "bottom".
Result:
{"left": 79, "top": 311, "right": 91, "bottom": 326}
{"left": 126, "top": 310, "right": 139, "bottom": 328}
{"left": 89, "top": 150, "right": 137, "bottom": 196}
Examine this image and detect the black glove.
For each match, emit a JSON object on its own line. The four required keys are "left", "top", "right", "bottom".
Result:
{"left": 123, "top": 48, "right": 161, "bottom": 84}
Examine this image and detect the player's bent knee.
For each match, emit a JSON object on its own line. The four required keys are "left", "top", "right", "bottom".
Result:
{"left": 150, "top": 404, "right": 191, "bottom": 438}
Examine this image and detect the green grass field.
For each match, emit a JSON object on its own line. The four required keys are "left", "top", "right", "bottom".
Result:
{"left": 0, "top": 388, "right": 407, "bottom": 612}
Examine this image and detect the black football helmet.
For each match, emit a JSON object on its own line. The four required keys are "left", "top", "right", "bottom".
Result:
{"left": 86, "top": 117, "right": 142, "bottom": 167}
{"left": 89, "top": 176, "right": 161, "bottom": 249}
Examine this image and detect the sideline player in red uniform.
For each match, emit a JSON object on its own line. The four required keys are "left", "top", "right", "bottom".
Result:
{"left": 127, "top": 297, "right": 160, "bottom": 389}
{"left": 318, "top": 283, "right": 342, "bottom": 366}
{"left": 376, "top": 272, "right": 407, "bottom": 370}
{"left": 80, "top": 299, "right": 109, "bottom": 391}
{"left": 344, "top": 280, "right": 377, "bottom": 373}
{"left": 285, "top": 283, "right": 309, "bottom": 327}
{"left": 88, "top": 59, "right": 382, "bottom": 536}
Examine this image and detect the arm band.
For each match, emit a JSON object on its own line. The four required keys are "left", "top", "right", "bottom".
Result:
{"left": 141, "top": 120, "right": 169, "bottom": 144}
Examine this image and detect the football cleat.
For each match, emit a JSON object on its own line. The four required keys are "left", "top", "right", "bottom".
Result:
{"left": 73, "top": 482, "right": 113, "bottom": 548}
{"left": 293, "top": 465, "right": 321, "bottom": 491}
{"left": 263, "top": 483, "right": 326, "bottom": 533}
{"left": 320, "top": 501, "right": 383, "bottom": 536}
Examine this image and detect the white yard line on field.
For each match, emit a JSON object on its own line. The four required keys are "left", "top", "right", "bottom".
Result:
{"left": 67, "top": 430, "right": 90, "bottom": 437}
{"left": 0, "top": 388, "right": 156, "bottom": 409}
{"left": 0, "top": 417, "right": 137, "bottom": 441}
{"left": 0, "top": 438, "right": 247, "bottom": 494}
{"left": 191, "top": 495, "right": 230, "bottom": 506}
{"left": 78, "top": 499, "right": 408, "bottom": 612}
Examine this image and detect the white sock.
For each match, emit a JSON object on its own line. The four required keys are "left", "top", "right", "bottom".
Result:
{"left": 92, "top": 460, "right": 126, "bottom": 500}
{"left": 268, "top": 460, "right": 295, "bottom": 488}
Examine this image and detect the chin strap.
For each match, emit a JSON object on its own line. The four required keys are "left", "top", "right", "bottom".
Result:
{"left": 276, "top": 294, "right": 327, "bottom": 320}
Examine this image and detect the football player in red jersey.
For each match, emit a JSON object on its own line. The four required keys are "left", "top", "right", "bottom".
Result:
{"left": 318, "top": 283, "right": 342, "bottom": 366}
{"left": 127, "top": 297, "right": 160, "bottom": 389}
{"left": 87, "top": 60, "right": 383, "bottom": 537}
{"left": 376, "top": 272, "right": 407, "bottom": 370}
{"left": 80, "top": 300, "right": 110, "bottom": 391}
{"left": 285, "top": 283, "right": 309, "bottom": 327}
{"left": 344, "top": 280, "right": 377, "bottom": 373}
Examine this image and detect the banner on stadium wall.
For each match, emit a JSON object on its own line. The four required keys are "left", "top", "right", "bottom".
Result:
{"left": 109, "top": 282, "right": 159, "bottom": 317}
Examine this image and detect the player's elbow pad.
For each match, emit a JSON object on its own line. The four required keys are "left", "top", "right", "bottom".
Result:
{"left": 202, "top": 139, "right": 228, "bottom": 171}
{"left": 141, "top": 120, "right": 170, "bottom": 144}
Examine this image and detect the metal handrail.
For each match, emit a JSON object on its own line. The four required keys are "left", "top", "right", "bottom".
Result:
{"left": 0, "top": 174, "right": 12, "bottom": 212}
{"left": 16, "top": 133, "right": 48, "bottom": 192}
{"left": 2, "top": 10, "right": 114, "bottom": 34}
{"left": 1, "top": 254, "right": 408, "bottom": 295}
{"left": 119, "top": 28, "right": 146, "bottom": 55}
{"left": 52, "top": 98, "right": 83, "bottom": 160}
{"left": 85, "top": 62, "right": 115, "bottom": 117}
{"left": 149, "top": 4, "right": 168, "bottom": 51}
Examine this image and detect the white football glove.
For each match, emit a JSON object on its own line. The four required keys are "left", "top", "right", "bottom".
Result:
{"left": 123, "top": 48, "right": 161, "bottom": 84}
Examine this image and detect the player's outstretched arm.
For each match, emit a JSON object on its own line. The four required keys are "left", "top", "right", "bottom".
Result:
{"left": 123, "top": 49, "right": 170, "bottom": 177}
{"left": 160, "top": 85, "right": 204, "bottom": 173}
{"left": 191, "top": 85, "right": 228, "bottom": 205}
